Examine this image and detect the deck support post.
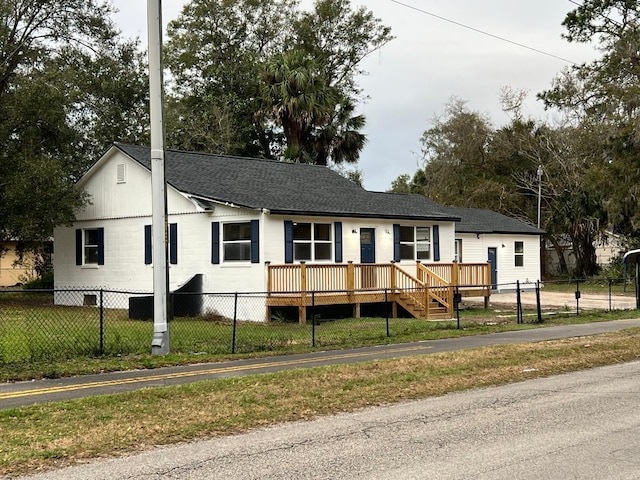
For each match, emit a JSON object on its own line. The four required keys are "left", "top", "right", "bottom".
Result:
{"left": 299, "top": 262, "right": 307, "bottom": 324}
{"left": 353, "top": 303, "right": 361, "bottom": 318}
{"left": 484, "top": 261, "right": 491, "bottom": 309}
{"left": 451, "top": 261, "right": 459, "bottom": 288}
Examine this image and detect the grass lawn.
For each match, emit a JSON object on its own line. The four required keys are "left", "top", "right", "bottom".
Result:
{"left": 0, "top": 294, "right": 638, "bottom": 382}
{"left": 1, "top": 327, "right": 639, "bottom": 477}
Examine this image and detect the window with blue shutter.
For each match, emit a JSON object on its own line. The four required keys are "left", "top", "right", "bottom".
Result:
{"left": 169, "top": 223, "right": 178, "bottom": 265}
{"left": 250, "top": 220, "right": 259, "bottom": 263}
{"left": 75, "top": 229, "right": 82, "bottom": 265}
{"left": 393, "top": 224, "right": 401, "bottom": 262}
{"left": 96, "top": 228, "right": 105, "bottom": 265}
{"left": 284, "top": 220, "right": 294, "bottom": 264}
{"left": 144, "top": 225, "right": 152, "bottom": 264}
{"left": 76, "top": 228, "right": 104, "bottom": 265}
{"left": 211, "top": 222, "right": 220, "bottom": 264}
{"left": 334, "top": 222, "right": 343, "bottom": 263}
{"left": 433, "top": 225, "right": 440, "bottom": 261}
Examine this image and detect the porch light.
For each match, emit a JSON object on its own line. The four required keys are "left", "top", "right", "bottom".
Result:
{"left": 352, "top": 229, "right": 358, "bottom": 234}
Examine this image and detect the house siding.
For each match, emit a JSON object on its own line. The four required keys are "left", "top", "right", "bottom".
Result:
{"left": 0, "top": 242, "right": 36, "bottom": 287}
{"left": 457, "top": 233, "right": 541, "bottom": 290}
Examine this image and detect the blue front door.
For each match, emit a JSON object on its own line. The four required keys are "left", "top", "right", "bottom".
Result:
{"left": 488, "top": 247, "right": 498, "bottom": 289}
{"left": 360, "top": 228, "right": 376, "bottom": 263}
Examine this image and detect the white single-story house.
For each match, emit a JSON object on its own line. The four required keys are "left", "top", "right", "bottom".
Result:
{"left": 439, "top": 206, "right": 544, "bottom": 291}
{"left": 54, "top": 144, "right": 540, "bottom": 321}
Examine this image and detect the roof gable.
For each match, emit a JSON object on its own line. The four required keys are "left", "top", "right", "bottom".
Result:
{"left": 113, "top": 144, "right": 458, "bottom": 221}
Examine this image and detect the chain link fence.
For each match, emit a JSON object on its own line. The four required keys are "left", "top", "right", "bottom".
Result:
{"left": 461, "top": 277, "right": 639, "bottom": 324}
{"left": 0, "top": 281, "right": 637, "bottom": 364}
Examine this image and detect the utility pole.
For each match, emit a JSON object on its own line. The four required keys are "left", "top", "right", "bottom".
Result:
{"left": 537, "top": 165, "right": 543, "bottom": 229}
{"left": 147, "top": 0, "right": 170, "bottom": 354}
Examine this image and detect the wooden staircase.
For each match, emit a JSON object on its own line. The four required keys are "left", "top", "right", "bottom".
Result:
{"left": 391, "top": 264, "right": 453, "bottom": 320}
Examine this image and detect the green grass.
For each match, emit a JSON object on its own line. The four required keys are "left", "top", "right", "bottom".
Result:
{"left": 2, "top": 328, "right": 640, "bottom": 477}
{"left": 0, "top": 294, "right": 639, "bottom": 382}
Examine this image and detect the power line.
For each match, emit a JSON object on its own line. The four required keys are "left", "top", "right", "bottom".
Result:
{"left": 567, "top": 0, "right": 623, "bottom": 27}
{"left": 388, "top": 0, "right": 579, "bottom": 65}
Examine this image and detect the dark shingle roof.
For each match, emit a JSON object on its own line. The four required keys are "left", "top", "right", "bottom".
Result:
{"left": 115, "top": 144, "right": 458, "bottom": 221}
{"left": 440, "top": 206, "right": 544, "bottom": 235}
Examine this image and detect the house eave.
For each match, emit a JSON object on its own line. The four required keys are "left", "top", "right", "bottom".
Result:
{"left": 267, "top": 209, "right": 460, "bottom": 222}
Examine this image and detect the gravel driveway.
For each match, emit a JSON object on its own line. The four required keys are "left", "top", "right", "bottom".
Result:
{"left": 486, "top": 290, "right": 637, "bottom": 310}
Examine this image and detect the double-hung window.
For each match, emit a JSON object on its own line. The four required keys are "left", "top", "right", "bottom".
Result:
{"left": 399, "top": 226, "right": 431, "bottom": 261}
{"left": 84, "top": 230, "right": 99, "bottom": 265}
{"left": 76, "top": 228, "right": 104, "bottom": 266}
{"left": 515, "top": 241, "right": 524, "bottom": 267}
{"left": 223, "top": 222, "right": 251, "bottom": 262}
{"left": 454, "top": 239, "right": 462, "bottom": 262}
{"left": 294, "top": 223, "right": 332, "bottom": 261}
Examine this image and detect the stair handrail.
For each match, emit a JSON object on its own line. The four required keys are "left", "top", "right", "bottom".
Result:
{"left": 417, "top": 263, "right": 453, "bottom": 314}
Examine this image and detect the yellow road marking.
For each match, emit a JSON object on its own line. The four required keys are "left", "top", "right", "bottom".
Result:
{"left": 0, "top": 345, "right": 431, "bottom": 401}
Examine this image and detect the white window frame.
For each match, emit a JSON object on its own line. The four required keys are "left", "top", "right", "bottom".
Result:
{"left": 515, "top": 241, "right": 524, "bottom": 267}
{"left": 399, "top": 226, "right": 431, "bottom": 261}
{"left": 294, "top": 222, "right": 332, "bottom": 261}
{"left": 84, "top": 229, "right": 99, "bottom": 265}
{"left": 223, "top": 222, "right": 251, "bottom": 262}
{"left": 454, "top": 239, "right": 462, "bottom": 262}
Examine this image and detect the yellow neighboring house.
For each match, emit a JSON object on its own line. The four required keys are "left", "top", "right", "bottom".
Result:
{"left": 0, "top": 242, "right": 36, "bottom": 287}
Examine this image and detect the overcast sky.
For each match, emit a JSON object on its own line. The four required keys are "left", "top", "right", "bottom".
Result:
{"left": 110, "top": 0, "right": 598, "bottom": 192}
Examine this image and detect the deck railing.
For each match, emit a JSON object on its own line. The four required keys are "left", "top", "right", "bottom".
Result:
{"left": 268, "top": 262, "right": 490, "bottom": 293}
{"left": 421, "top": 262, "right": 491, "bottom": 289}
{"left": 416, "top": 263, "right": 453, "bottom": 312}
{"left": 267, "top": 262, "right": 490, "bottom": 320}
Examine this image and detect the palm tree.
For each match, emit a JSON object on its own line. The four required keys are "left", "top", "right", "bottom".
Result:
{"left": 259, "top": 49, "right": 366, "bottom": 165}
{"left": 260, "top": 50, "right": 336, "bottom": 162}
{"left": 312, "top": 98, "right": 366, "bottom": 166}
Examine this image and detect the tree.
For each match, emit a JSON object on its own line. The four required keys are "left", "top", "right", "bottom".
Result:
{"left": 539, "top": 0, "right": 640, "bottom": 240}
{"left": 0, "top": 1, "right": 149, "bottom": 247}
{"left": 164, "top": 0, "right": 391, "bottom": 164}
{"left": 401, "top": 93, "right": 607, "bottom": 277}
{"left": 259, "top": 50, "right": 338, "bottom": 162}
{"left": 165, "top": 0, "right": 294, "bottom": 157}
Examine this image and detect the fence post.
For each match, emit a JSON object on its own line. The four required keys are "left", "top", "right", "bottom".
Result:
{"left": 636, "top": 263, "right": 640, "bottom": 310}
{"left": 455, "top": 286, "right": 461, "bottom": 330}
{"left": 311, "top": 291, "right": 316, "bottom": 348}
{"left": 99, "top": 289, "right": 104, "bottom": 355}
{"left": 608, "top": 279, "right": 612, "bottom": 312}
{"left": 536, "top": 280, "right": 542, "bottom": 323}
{"left": 575, "top": 280, "right": 581, "bottom": 316}
{"left": 516, "top": 280, "right": 522, "bottom": 324}
{"left": 385, "top": 288, "right": 390, "bottom": 337}
{"left": 231, "top": 293, "right": 238, "bottom": 354}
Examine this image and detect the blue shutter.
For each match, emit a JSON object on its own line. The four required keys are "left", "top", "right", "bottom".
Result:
{"left": 169, "top": 223, "right": 178, "bottom": 265}
{"left": 433, "top": 225, "right": 440, "bottom": 261}
{"left": 284, "top": 220, "right": 293, "bottom": 264}
{"left": 75, "top": 229, "right": 82, "bottom": 265}
{"left": 211, "top": 222, "right": 220, "bottom": 264}
{"left": 250, "top": 220, "right": 259, "bottom": 263}
{"left": 97, "top": 227, "right": 105, "bottom": 265}
{"left": 144, "top": 225, "right": 152, "bottom": 264}
{"left": 334, "top": 222, "right": 343, "bottom": 263}
{"left": 393, "top": 224, "right": 401, "bottom": 262}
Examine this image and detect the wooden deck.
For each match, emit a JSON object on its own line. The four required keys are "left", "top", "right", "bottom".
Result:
{"left": 267, "top": 262, "right": 491, "bottom": 323}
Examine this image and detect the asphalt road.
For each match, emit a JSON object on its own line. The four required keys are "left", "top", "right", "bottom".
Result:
{"left": 3, "top": 318, "right": 640, "bottom": 409}
{"left": 18, "top": 359, "right": 640, "bottom": 479}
